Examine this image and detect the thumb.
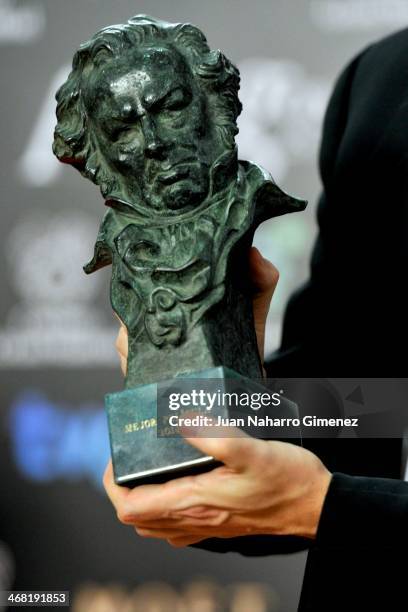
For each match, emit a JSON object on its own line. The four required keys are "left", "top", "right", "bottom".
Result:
{"left": 180, "top": 422, "right": 258, "bottom": 471}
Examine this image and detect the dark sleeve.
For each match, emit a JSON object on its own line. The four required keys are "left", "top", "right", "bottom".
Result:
{"left": 266, "top": 35, "right": 404, "bottom": 481}
{"left": 316, "top": 472, "right": 408, "bottom": 548}
{"left": 266, "top": 46, "right": 369, "bottom": 370}
{"left": 191, "top": 534, "right": 310, "bottom": 556}
{"left": 298, "top": 472, "right": 408, "bottom": 611}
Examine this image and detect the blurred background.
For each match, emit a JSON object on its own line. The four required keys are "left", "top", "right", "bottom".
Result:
{"left": 1, "top": 1, "right": 407, "bottom": 610}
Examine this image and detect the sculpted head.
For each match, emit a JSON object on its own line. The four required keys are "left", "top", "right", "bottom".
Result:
{"left": 53, "top": 15, "right": 242, "bottom": 216}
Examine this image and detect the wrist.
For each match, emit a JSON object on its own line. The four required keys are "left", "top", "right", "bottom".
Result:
{"left": 299, "top": 469, "right": 333, "bottom": 539}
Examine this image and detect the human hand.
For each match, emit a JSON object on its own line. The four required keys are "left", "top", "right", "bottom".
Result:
{"left": 103, "top": 426, "right": 332, "bottom": 547}
{"left": 114, "top": 246, "right": 279, "bottom": 376}
{"left": 107, "top": 247, "right": 332, "bottom": 548}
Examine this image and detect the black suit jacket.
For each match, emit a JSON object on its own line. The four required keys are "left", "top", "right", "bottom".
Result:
{"left": 294, "top": 28, "right": 408, "bottom": 611}
{"left": 196, "top": 28, "right": 408, "bottom": 610}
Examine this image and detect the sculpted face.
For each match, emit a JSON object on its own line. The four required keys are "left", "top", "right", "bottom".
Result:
{"left": 85, "top": 45, "right": 214, "bottom": 213}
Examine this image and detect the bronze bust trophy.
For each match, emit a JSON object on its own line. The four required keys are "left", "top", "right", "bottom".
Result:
{"left": 53, "top": 15, "right": 306, "bottom": 486}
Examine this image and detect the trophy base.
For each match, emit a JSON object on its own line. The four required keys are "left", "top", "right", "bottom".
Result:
{"left": 105, "top": 366, "right": 300, "bottom": 487}
{"left": 117, "top": 458, "right": 222, "bottom": 488}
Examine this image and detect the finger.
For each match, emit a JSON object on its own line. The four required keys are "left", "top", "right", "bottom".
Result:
{"left": 180, "top": 424, "right": 260, "bottom": 471}
{"left": 103, "top": 460, "right": 132, "bottom": 513}
{"left": 135, "top": 526, "right": 205, "bottom": 539}
{"left": 167, "top": 535, "right": 206, "bottom": 548}
{"left": 131, "top": 505, "right": 230, "bottom": 529}
{"left": 115, "top": 324, "right": 128, "bottom": 358}
{"left": 113, "top": 312, "right": 125, "bottom": 327}
{"left": 103, "top": 463, "right": 183, "bottom": 522}
{"left": 106, "top": 461, "right": 240, "bottom": 522}
{"left": 105, "top": 472, "right": 208, "bottom": 522}
{"left": 249, "top": 247, "right": 279, "bottom": 297}
{"left": 249, "top": 247, "right": 279, "bottom": 362}
{"left": 115, "top": 324, "right": 128, "bottom": 377}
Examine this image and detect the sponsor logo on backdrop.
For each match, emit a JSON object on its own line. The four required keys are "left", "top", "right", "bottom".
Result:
{"left": 9, "top": 392, "right": 109, "bottom": 489}
{"left": 309, "top": 0, "right": 408, "bottom": 31}
{"left": 18, "top": 65, "right": 70, "bottom": 187}
{"left": 0, "top": 211, "right": 118, "bottom": 367}
{"left": 0, "top": 0, "right": 45, "bottom": 43}
{"left": 237, "top": 58, "right": 330, "bottom": 183}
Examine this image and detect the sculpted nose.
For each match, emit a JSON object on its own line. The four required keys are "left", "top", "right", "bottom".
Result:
{"left": 141, "top": 116, "right": 165, "bottom": 159}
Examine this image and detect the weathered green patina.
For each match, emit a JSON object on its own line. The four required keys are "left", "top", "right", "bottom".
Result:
{"left": 53, "top": 15, "right": 305, "bottom": 484}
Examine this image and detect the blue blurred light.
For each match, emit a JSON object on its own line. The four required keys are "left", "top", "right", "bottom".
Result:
{"left": 8, "top": 391, "right": 110, "bottom": 490}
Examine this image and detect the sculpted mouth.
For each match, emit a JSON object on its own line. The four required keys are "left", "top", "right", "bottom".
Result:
{"left": 158, "top": 164, "right": 192, "bottom": 185}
